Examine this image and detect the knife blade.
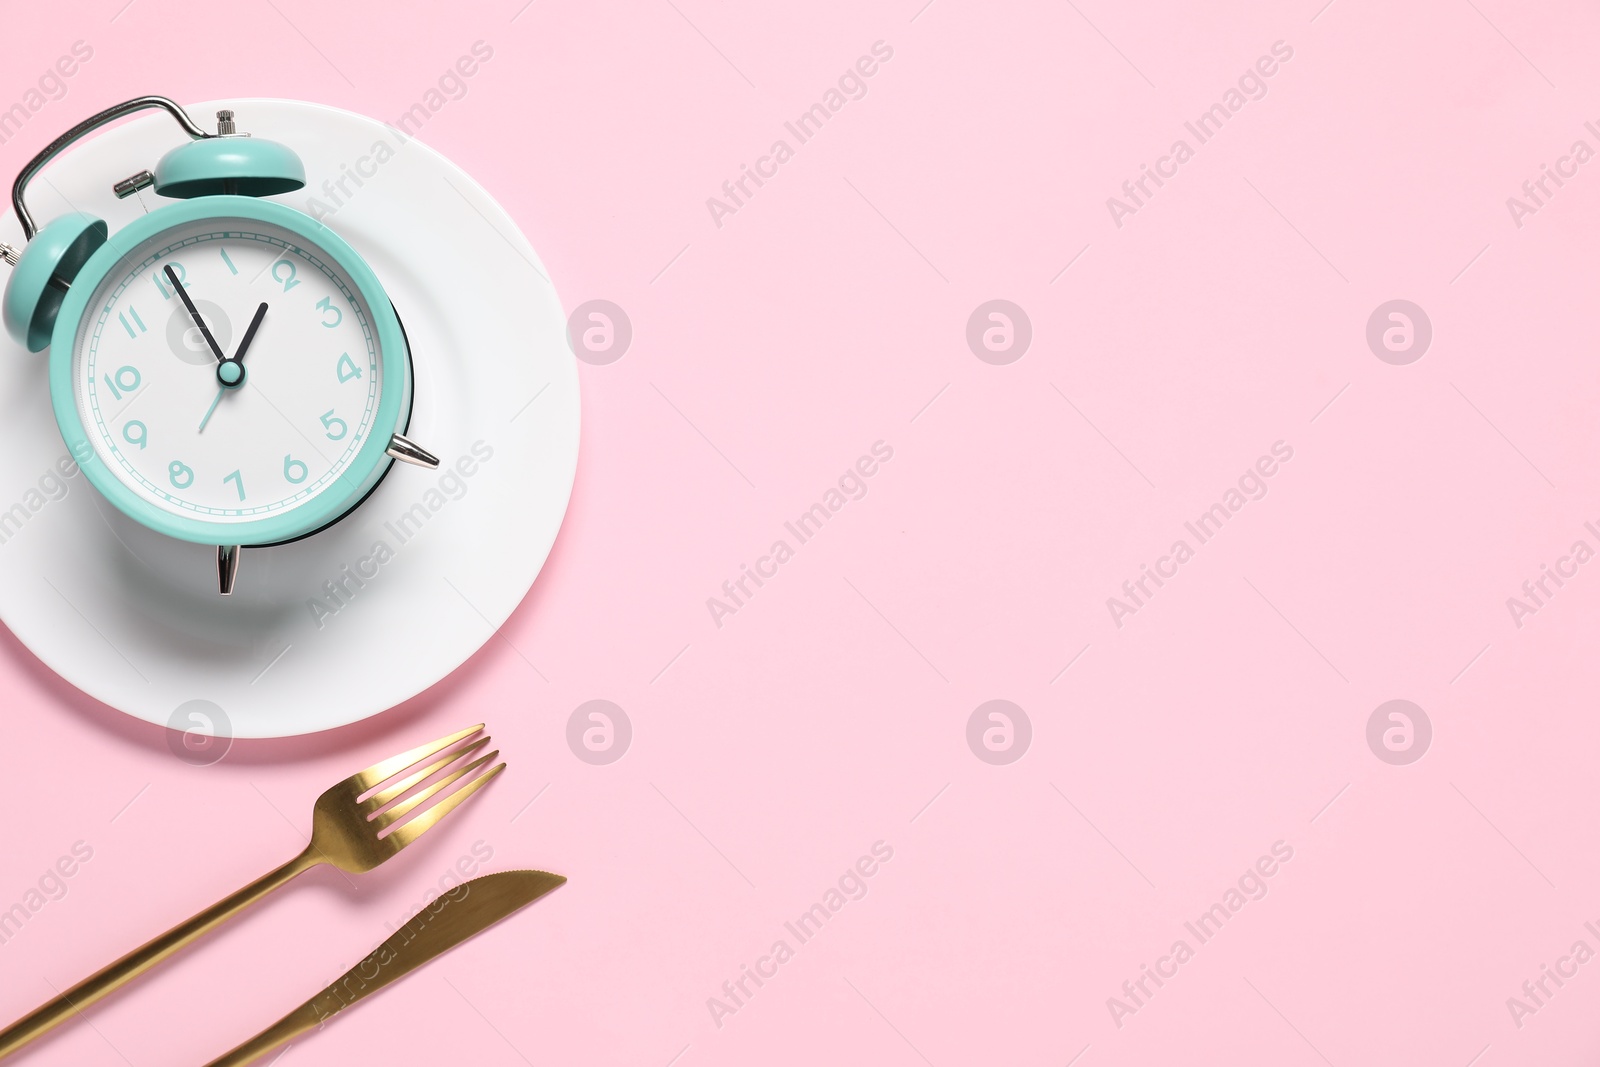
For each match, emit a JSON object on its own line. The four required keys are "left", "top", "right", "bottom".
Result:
{"left": 204, "top": 869, "right": 566, "bottom": 1066}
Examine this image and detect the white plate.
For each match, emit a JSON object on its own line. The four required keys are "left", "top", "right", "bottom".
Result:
{"left": 0, "top": 99, "right": 577, "bottom": 738}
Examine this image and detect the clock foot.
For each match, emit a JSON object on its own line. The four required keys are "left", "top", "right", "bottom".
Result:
{"left": 217, "top": 545, "right": 241, "bottom": 596}
{"left": 386, "top": 433, "right": 440, "bottom": 470}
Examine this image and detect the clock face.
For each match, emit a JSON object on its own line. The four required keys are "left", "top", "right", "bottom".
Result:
{"left": 71, "top": 218, "right": 384, "bottom": 527}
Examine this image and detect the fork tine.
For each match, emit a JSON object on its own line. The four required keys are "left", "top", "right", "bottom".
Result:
{"left": 350, "top": 724, "right": 484, "bottom": 792}
{"left": 376, "top": 751, "right": 500, "bottom": 828}
{"left": 383, "top": 761, "right": 506, "bottom": 852}
{"left": 364, "top": 737, "right": 491, "bottom": 812}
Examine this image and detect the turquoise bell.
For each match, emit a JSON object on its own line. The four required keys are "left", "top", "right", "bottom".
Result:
{"left": 2, "top": 213, "right": 106, "bottom": 352}
{"left": 153, "top": 111, "right": 306, "bottom": 199}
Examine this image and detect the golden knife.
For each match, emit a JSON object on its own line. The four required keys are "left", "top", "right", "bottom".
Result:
{"left": 204, "top": 869, "right": 566, "bottom": 1066}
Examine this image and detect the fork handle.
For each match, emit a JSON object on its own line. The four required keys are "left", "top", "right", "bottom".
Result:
{"left": 0, "top": 848, "right": 316, "bottom": 1061}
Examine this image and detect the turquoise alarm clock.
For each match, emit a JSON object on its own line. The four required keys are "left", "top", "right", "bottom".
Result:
{"left": 0, "top": 96, "right": 437, "bottom": 595}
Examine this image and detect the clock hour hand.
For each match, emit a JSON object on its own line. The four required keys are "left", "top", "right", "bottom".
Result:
{"left": 164, "top": 265, "right": 226, "bottom": 362}
{"left": 232, "top": 302, "right": 267, "bottom": 362}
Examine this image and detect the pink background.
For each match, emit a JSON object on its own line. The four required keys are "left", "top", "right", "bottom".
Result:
{"left": 3, "top": 0, "right": 1600, "bottom": 1063}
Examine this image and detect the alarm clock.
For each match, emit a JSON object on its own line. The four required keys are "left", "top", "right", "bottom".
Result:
{"left": 0, "top": 96, "right": 438, "bottom": 595}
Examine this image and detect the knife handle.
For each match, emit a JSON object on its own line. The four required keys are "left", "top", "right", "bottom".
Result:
{"left": 203, "top": 1000, "right": 329, "bottom": 1067}
{"left": 0, "top": 850, "right": 313, "bottom": 1062}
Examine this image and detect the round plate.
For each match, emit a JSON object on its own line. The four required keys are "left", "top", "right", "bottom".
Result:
{"left": 0, "top": 99, "right": 578, "bottom": 737}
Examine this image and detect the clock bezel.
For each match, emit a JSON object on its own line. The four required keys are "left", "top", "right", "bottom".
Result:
{"left": 48, "top": 196, "right": 408, "bottom": 546}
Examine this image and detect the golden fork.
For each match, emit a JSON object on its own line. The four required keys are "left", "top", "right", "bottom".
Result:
{"left": 0, "top": 723, "right": 503, "bottom": 1061}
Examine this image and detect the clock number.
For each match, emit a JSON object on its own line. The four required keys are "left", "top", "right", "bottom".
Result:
{"left": 122, "top": 420, "right": 147, "bottom": 450}
{"left": 219, "top": 247, "right": 239, "bottom": 275}
{"left": 118, "top": 307, "right": 147, "bottom": 339}
{"left": 283, "top": 455, "right": 309, "bottom": 484}
{"left": 223, "top": 469, "right": 246, "bottom": 501}
{"left": 316, "top": 297, "right": 343, "bottom": 328}
{"left": 168, "top": 461, "right": 194, "bottom": 490}
{"left": 152, "top": 261, "right": 186, "bottom": 299}
{"left": 102, "top": 365, "right": 141, "bottom": 400}
{"left": 320, "top": 409, "right": 348, "bottom": 441}
{"left": 335, "top": 352, "right": 362, "bottom": 382}
{"left": 271, "top": 259, "right": 300, "bottom": 292}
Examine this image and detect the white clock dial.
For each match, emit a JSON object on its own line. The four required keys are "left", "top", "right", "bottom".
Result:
{"left": 72, "top": 218, "right": 383, "bottom": 524}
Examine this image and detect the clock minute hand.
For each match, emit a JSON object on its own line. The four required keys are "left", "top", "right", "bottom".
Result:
{"left": 165, "top": 265, "right": 226, "bottom": 362}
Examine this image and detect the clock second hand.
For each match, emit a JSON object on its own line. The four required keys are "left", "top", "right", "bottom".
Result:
{"left": 198, "top": 387, "right": 225, "bottom": 433}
